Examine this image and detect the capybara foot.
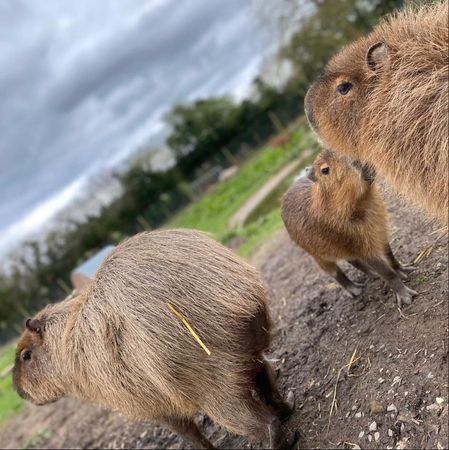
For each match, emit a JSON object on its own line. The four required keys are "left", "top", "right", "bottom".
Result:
{"left": 395, "top": 286, "right": 418, "bottom": 308}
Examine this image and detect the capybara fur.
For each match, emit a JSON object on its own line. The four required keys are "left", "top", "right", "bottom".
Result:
{"left": 281, "top": 149, "right": 417, "bottom": 306}
{"left": 305, "top": 1, "right": 448, "bottom": 226}
{"left": 13, "top": 229, "right": 293, "bottom": 449}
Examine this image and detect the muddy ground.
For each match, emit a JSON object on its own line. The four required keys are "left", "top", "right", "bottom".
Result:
{"left": 0, "top": 194, "right": 447, "bottom": 449}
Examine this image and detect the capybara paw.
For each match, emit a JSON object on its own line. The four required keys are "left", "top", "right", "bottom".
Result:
{"left": 395, "top": 287, "right": 418, "bottom": 308}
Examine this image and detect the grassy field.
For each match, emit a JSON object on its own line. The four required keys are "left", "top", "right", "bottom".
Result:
{"left": 0, "top": 122, "right": 319, "bottom": 426}
{"left": 168, "top": 123, "right": 319, "bottom": 256}
{"left": 0, "top": 343, "right": 23, "bottom": 424}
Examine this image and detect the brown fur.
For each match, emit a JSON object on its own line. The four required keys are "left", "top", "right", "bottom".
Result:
{"left": 305, "top": 1, "right": 448, "bottom": 225}
{"left": 13, "top": 229, "right": 293, "bottom": 449}
{"left": 281, "top": 150, "right": 417, "bottom": 305}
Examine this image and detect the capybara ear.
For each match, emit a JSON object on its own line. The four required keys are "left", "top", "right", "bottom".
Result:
{"left": 25, "top": 318, "right": 44, "bottom": 334}
{"left": 366, "top": 42, "right": 389, "bottom": 71}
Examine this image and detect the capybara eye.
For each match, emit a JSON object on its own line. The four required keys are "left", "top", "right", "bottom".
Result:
{"left": 21, "top": 350, "right": 32, "bottom": 362}
{"left": 321, "top": 167, "right": 330, "bottom": 175}
{"left": 336, "top": 82, "right": 353, "bottom": 95}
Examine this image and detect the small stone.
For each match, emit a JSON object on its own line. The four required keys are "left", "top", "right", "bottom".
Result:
{"left": 353, "top": 446, "right": 361, "bottom": 450}
{"left": 369, "top": 421, "right": 377, "bottom": 431}
{"left": 368, "top": 434, "right": 373, "bottom": 442}
{"left": 387, "top": 403, "right": 398, "bottom": 413}
{"left": 374, "top": 431, "right": 380, "bottom": 442}
{"left": 391, "top": 376, "right": 402, "bottom": 387}
{"left": 378, "top": 377, "right": 385, "bottom": 384}
{"left": 352, "top": 404, "right": 358, "bottom": 411}
{"left": 140, "top": 431, "right": 148, "bottom": 439}
{"left": 355, "top": 411, "right": 362, "bottom": 418}
{"left": 359, "top": 431, "right": 365, "bottom": 438}
{"left": 436, "top": 397, "right": 444, "bottom": 405}
{"left": 427, "top": 372, "right": 434, "bottom": 379}
{"left": 345, "top": 411, "right": 351, "bottom": 418}
{"left": 404, "top": 391, "right": 408, "bottom": 397}
{"left": 388, "top": 428, "right": 394, "bottom": 437}
{"left": 370, "top": 400, "right": 384, "bottom": 414}
{"left": 426, "top": 403, "right": 440, "bottom": 412}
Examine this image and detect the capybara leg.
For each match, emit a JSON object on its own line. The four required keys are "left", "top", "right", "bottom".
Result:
{"left": 385, "top": 243, "right": 415, "bottom": 276}
{"left": 162, "top": 417, "right": 214, "bottom": 449}
{"left": 242, "top": 394, "right": 288, "bottom": 449}
{"left": 255, "top": 360, "right": 294, "bottom": 421}
{"left": 347, "top": 259, "right": 377, "bottom": 279}
{"left": 366, "top": 257, "right": 418, "bottom": 308}
{"left": 213, "top": 392, "right": 289, "bottom": 449}
{"left": 315, "top": 259, "right": 363, "bottom": 297}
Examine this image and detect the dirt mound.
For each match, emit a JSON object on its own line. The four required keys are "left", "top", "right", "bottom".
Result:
{"left": 0, "top": 194, "right": 447, "bottom": 449}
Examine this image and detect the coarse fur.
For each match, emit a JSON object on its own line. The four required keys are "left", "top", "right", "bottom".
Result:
{"left": 305, "top": 1, "right": 448, "bottom": 225}
{"left": 281, "top": 149, "right": 417, "bottom": 306}
{"left": 13, "top": 229, "right": 293, "bottom": 449}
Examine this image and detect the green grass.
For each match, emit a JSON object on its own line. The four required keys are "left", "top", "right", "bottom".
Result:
{"left": 168, "top": 125, "right": 318, "bottom": 246}
{"left": 0, "top": 342, "right": 24, "bottom": 424}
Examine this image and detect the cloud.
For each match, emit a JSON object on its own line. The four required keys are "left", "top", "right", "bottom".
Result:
{"left": 0, "top": 0, "right": 272, "bottom": 255}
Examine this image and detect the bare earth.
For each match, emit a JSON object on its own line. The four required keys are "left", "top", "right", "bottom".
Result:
{"left": 0, "top": 193, "right": 447, "bottom": 449}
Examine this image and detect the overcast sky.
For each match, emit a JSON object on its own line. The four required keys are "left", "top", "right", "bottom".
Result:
{"left": 0, "top": 0, "right": 277, "bottom": 258}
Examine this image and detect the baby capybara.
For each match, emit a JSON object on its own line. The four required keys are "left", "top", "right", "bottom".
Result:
{"left": 281, "top": 150, "right": 417, "bottom": 307}
{"left": 305, "top": 1, "right": 448, "bottom": 225}
{"left": 13, "top": 229, "right": 293, "bottom": 449}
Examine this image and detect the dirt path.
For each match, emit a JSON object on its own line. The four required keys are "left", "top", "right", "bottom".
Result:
{"left": 0, "top": 194, "right": 447, "bottom": 450}
{"left": 229, "top": 149, "right": 312, "bottom": 229}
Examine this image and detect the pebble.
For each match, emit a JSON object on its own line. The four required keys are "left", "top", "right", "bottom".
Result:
{"left": 426, "top": 403, "right": 440, "bottom": 412}
{"left": 388, "top": 429, "right": 394, "bottom": 437}
{"left": 374, "top": 431, "right": 380, "bottom": 442}
{"left": 370, "top": 400, "right": 384, "bottom": 414}
{"left": 391, "top": 376, "right": 402, "bottom": 387}
{"left": 369, "top": 421, "right": 377, "bottom": 431}
{"left": 359, "top": 431, "right": 365, "bottom": 438}
{"left": 427, "top": 372, "right": 434, "bottom": 379}
{"left": 355, "top": 412, "right": 362, "bottom": 418}
{"left": 387, "top": 403, "right": 398, "bottom": 413}
{"left": 368, "top": 434, "right": 373, "bottom": 442}
{"left": 436, "top": 397, "right": 444, "bottom": 405}
{"left": 378, "top": 377, "right": 385, "bottom": 384}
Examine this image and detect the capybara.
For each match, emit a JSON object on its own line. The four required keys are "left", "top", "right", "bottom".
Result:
{"left": 304, "top": 1, "right": 448, "bottom": 225}
{"left": 281, "top": 149, "right": 417, "bottom": 307}
{"left": 13, "top": 229, "right": 294, "bottom": 449}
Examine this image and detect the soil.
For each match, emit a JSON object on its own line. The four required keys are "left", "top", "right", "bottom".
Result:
{"left": 0, "top": 194, "right": 447, "bottom": 450}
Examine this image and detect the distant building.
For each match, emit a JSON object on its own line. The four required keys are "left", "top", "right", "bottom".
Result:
{"left": 70, "top": 245, "right": 115, "bottom": 290}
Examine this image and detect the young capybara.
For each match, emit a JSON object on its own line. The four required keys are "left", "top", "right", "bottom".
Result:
{"left": 13, "top": 229, "right": 294, "bottom": 449}
{"left": 281, "top": 150, "right": 417, "bottom": 307}
{"left": 304, "top": 1, "right": 448, "bottom": 226}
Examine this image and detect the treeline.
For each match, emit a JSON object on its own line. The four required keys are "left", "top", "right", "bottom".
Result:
{"left": 0, "top": 0, "right": 403, "bottom": 340}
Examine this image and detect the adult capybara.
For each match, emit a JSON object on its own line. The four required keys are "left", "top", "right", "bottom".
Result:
{"left": 281, "top": 149, "right": 417, "bottom": 307}
{"left": 13, "top": 229, "right": 293, "bottom": 449}
{"left": 304, "top": 1, "right": 448, "bottom": 226}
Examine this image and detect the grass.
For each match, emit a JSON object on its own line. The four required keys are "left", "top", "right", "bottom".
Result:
{"left": 168, "top": 124, "right": 319, "bottom": 252}
{"left": 0, "top": 342, "right": 24, "bottom": 424}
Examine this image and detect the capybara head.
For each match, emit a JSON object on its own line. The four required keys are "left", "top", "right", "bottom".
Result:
{"left": 13, "top": 316, "right": 65, "bottom": 406}
{"left": 306, "top": 149, "right": 375, "bottom": 197}
{"left": 304, "top": 38, "right": 385, "bottom": 155}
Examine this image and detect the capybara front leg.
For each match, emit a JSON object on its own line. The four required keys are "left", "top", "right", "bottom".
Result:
{"left": 366, "top": 257, "right": 418, "bottom": 308}
{"left": 385, "top": 243, "right": 415, "bottom": 277}
{"left": 255, "top": 359, "right": 294, "bottom": 421}
{"left": 315, "top": 258, "right": 363, "bottom": 297}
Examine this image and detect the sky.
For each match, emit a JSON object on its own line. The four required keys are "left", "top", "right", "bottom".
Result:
{"left": 0, "top": 0, "right": 277, "bottom": 258}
